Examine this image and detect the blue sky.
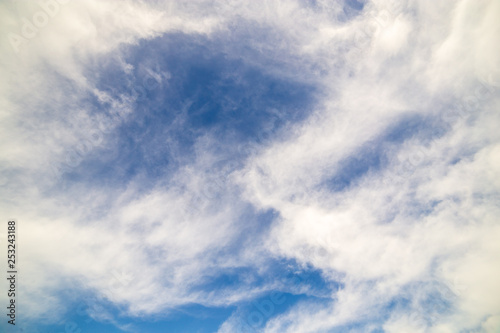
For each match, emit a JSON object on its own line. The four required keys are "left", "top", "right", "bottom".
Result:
{"left": 1, "top": 1, "right": 500, "bottom": 333}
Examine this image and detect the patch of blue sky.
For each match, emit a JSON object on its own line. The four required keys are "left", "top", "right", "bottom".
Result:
{"left": 26, "top": 283, "right": 236, "bottom": 333}
{"left": 344, "top": 0, "right": 365, "bottom": 11}
{"left": 32, "top": 263, "right": 335, "bottom": 333}
{"left": 183, "top": 254, "right": 338, "bottom": 332}
{"left": 303, "top": 0, "right": 365, "bottom": 22}
{"left": 234, "top": 293, "right": 331, "bottom": 332}
{"left": 187, "top": 221, "right": 338, "bottom": 306}
{"left": 268, "top": 257, "right": 342, "bottom": 298}
{"left": 121, "top": 304, "right": 234, "bottom": 333}
{"left": 199, "top": 256, "right": 338, "bottom": 297}
{"left": 65, "top": 32, "right": 319, "bottom": 189}
{"left": 342, "top": 0, "right": 366, "bottom": 20}
{"left": 322, "top": 112, "right": 452, "bottom": 192}
{"left": 34, "top": 304, "right": 233, "bottom": 333}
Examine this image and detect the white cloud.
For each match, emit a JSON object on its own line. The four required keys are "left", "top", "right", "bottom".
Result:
{"left": 0, "top": 0, "right": 499, "bottom": 332}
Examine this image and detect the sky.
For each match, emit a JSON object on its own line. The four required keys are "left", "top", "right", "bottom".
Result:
{"left": 0, "top": 0, "right": 499, "bottom": 332}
